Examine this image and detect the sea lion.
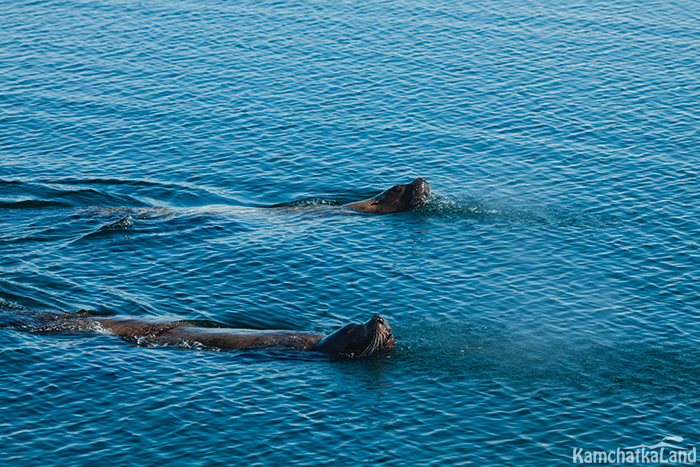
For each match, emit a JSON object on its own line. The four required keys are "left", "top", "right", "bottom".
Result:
{"left": 55, "top": 314, "right": 396, "bottom": 358}
{"left": 344, "top": 178, "right": 430, "bottom": 214}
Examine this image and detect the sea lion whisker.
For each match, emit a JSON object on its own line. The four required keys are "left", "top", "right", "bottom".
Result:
{"left": 357, "top": 332, "right": 381, "bottom": 358}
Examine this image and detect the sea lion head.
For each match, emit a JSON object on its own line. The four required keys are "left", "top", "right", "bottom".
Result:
{"left": 312, "top": 315, "right": 396, "bottom": 358}
{"left": 345, "top": 178, "right": 430, "bottom": 214}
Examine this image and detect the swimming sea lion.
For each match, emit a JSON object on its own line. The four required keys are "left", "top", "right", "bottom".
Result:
{"left": 344, "top": 178, "right": 430, "bottom": 214}
{"left": 58, "top": 314, "right": 396, "bottom": 359}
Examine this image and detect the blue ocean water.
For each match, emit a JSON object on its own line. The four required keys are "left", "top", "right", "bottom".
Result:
{"left": 1, "top": 0, "right": 699, "bottom": 465}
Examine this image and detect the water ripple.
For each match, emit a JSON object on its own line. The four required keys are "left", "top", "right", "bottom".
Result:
{"left": 2, "top": 0, "right": 699, "bottom": 465}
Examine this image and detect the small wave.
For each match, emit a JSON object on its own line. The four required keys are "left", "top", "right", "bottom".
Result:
{"left": 270, "top": 197, "right": 344, "bottom": 210}
{"left": 72, "top": 206, "right": 172, "bottom": 220}
{"left": 419, "top": 194, "right": 617, "bottom": 228}
{"left": 0, "top": 298, "right": 25, "bottom": 313}
{"left": 419, "top": 194, "right": 549, "bottom": 223}
{"left": 48, "top": 178, "right": 168, "bottom": 188}
{"left": 53, "top": 187, "right": 146, "bottom": 208}
{"left": 100, "top": 215, "right": 133, "bottom": 230}
{"left": 44, "top": 177, "right": 244, "bottom": 208}
{"left": 2, "top": 177, "right": 241, "bottom": 212}
{"left": 0, "top": 300, "right": 67, "bottom": 330}
{"left": 0, "top": 200, "right": 72, "bottom": 210}
{"left": 0, "top": 180, "right": 146, "bottom": 209}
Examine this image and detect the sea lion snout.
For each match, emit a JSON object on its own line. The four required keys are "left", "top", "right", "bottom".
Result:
{"left": 368, "top": 315, "right": 395, "bottom": 352}
{"left": 409, "top": 178, "right": 430, "bottom": 207}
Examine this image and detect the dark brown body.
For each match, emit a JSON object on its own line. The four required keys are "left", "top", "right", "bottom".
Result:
{"left": 63, "top": 315, "right": 395, "bottom": 358}
{"left": 344, "top": 178, "right": 430, "bottom": 214}
{"left": 89, "top": 317, "right": 323, "bottom": 350}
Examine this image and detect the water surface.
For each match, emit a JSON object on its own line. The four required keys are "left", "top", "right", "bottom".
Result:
{"left": 1, "top": 0, "right": 699, "bottom": 465}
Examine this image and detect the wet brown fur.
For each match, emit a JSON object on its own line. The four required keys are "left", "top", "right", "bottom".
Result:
{"left": 344, "top": 178, "right": 430, "bottom": 214}
{"left": 65, "top": 315, "right": 395, "bottom": 358}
